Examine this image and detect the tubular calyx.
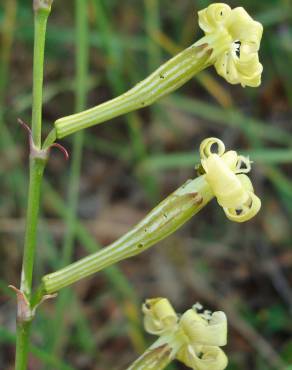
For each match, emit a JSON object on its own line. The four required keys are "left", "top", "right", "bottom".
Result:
{"left": 53, "top": 3, "right": 263, "bottom": 138}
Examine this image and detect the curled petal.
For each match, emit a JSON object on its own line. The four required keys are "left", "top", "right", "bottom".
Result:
{"left": 234, "top": 53, "right": 263, "bottom": 87}
{"left": 236, "top": 173, "right": 254, "bottom": 191}
{"left": 224, "top": 191, "right": 261, "bottom": 222}
{"left": 225, "top": 7, "right": 263, "bottom": 48}
{"left": 215, "top": 50, "right": 263, "bottom": 87}
{"left": 235, "top": 156, "right": 252, "bottom": 174}
{"left": 199, "top": 137, "right": 225, "bottom": 160}
{"left": 143, "top": 298, "right": 178, "bottom": 335}
{"left": 180, "top": 309, "right": 227, "bottom": 347}
{"left": 177, "top": 345, "right": 228, "bottom": 370}
{"left": 241, "top": 40, "right": 260, "bottom": 54}
{"left": 221, "top": 150, "right": 238, "bottom": 171}
{"left": 198, "top": 3, "right": 231, "bottom": 34}
{"left": 223, "top": 174, "right": 261, "bottom": 222}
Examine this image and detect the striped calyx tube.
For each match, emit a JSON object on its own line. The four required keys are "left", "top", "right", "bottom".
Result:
{"left": 54, "top": 43, "right": 211, "bottom": 138}
{"left": 53, "top": 3, "right": 263, "bottom": 139}
{"left": 40, "top": 137, "right": 261, "bottom": 295}
{"left": 42, "top": 175, "right": 212, "bottom": 293}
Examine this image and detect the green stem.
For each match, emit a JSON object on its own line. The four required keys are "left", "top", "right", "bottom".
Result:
{"left": 20, "top": 158, "right": 46, "bottom": 297}
{"left": 31, "top": 8, "right": 50, "bottom": 148}
{"left": 15, "top": 3, "right": 51, "bottom": 370}
{"left": 42, "top": 175, "right": 214, "bottom": 294}
{"left": 15, "top": 143, "right": 46, "bottom": 369}
{"left": 0, "top": 326, "right": 77, "bottom": 370}
{"left": 15, "top": 322, "right": 32, "bottom": 370}
{"left": 54, "top": 41, "right": 212, "bottom": 138}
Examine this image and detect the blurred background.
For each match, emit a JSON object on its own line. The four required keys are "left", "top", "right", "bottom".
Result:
{"left": 0, "top": 0, "right": 292, "bottom": 369}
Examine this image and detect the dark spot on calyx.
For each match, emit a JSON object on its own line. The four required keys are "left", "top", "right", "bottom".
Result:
{"left": 206, "top": 48, "right": 213, "bottom": 57}
{"left": 193, "top": 193, "right": 203, "bottom": 205}
{"left": 197, "top": 43, "right": 208, "bottom": 50}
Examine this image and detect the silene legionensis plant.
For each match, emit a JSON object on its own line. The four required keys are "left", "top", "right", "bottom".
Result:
{"left": 9, "top": 2, "right": 264, "bottom": 370}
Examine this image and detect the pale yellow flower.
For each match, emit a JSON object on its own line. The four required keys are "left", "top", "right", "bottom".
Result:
{"left": 196, "top": 3, "right": 263, "bottom": 87}
{"left": 199, "top": 137, "right": 261, "bottom": 222}
{"left": 53, "top": 3, "right": 264, "bottom": 139}
{"left": 143, "top": 298, "right": 178, "bottom": 335}
{"left": 143, "top": 298, "right": 228, "bottom": 370}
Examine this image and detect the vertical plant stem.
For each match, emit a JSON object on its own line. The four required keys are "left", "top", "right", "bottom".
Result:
{"left": 15, "top": 322, "right": 32, "bottom": 370}
{"left": 20, "top": 158, "right": 46, "bottom": 298}
{"left": 31, "top": 8, "right": 50, "bottom": 149}
{"left": 50, "top": 0, "right": 89, "bottom": 357}
{"left": 15, "top": 3, "right": 51, "bottom": 370}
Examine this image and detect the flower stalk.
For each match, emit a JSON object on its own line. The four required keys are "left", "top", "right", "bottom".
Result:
{"left": 42, "top": 175, "right": 213, "bottom": 294}
{"left": 53, "top": 3, "right": 263, "bottom": 139}
{"left": 54, "top": 42, "right": 212, "bottom": 138}
{"left": 14, "top": 2, "right": 52, "bottom": 369}
{"left": 41, "top": 137, "right": 261, "bottom": 295}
